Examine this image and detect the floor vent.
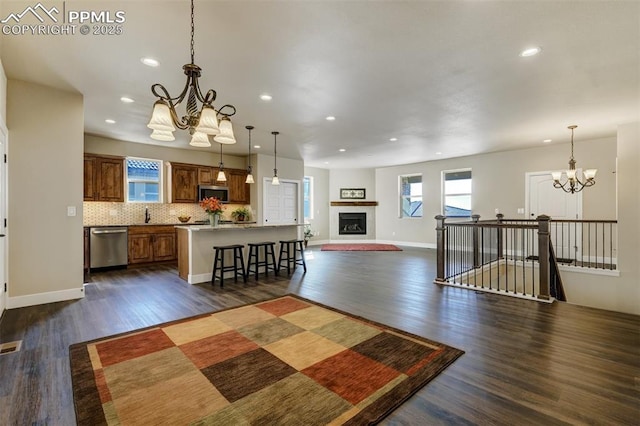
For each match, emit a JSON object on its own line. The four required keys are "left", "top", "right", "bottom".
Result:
{"left": 0, "top": 340, "right": 22, "bottom": 355}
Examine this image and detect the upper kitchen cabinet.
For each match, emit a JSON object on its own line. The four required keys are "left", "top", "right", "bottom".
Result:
{"left": 84, "top": 154, "right": 124, "bottom": 202}
{"left": 198, "top": 166, "right": 214, "bottom": 185}
{"left": 227, "top": 169, "right": 250, "bottom": 204}
{"left": 171, "top": 162, "right": 198, "bottom": 203}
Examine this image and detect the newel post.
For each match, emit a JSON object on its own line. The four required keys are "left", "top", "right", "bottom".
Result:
{"left": 435, "top": 215, "right": 446, "bottom": 283}
{"left": 472, "top": 214, "right": 481, "bottom": 268}
{"left": 537, "top": 215, "right": 551, "bottom": 300}
{"left": 496, "top": 213, "right": 504, "bottom": 260}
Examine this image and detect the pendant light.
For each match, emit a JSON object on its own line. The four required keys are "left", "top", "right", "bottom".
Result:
{"left": 217, "top": 143, "right": 227, "bottom": 182}
{"left": 272, "top": 131, "right": 280, "bottom": 185}
{"left": 551, "top": 125, "right": 597, "bottom": 193}
{"left": 245, "top": 125, "right": 255, "bottom": 184}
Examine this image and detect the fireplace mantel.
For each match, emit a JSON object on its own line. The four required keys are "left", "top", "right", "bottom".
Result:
{"left": 330, "top": 201, "right": 378, "bottom": 207}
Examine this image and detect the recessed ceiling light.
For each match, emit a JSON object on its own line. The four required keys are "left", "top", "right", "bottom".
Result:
{"left": 260, "top": 94, "right": 272, "bottom": 101}
{"left": 324, "top": 161, "right": 329, "bottom": 164}
{"left": 120, "top": 96, "right": 135, "bottom": 103}
{"left": 519, "top": 47, "right": 542, "bottom": 57}
{"left": 326, "top": 116, "right": 336, "bottom": 121}
{"left": 253, "top": 145, "right": 261, "bottom": 149}
{"left": 435, "top": 151, "right": 442, "bottom": 155}
{"left": 389, "top": 137, "right": 398, "bottom": 142}
{"left": 543, "top": 139, "right": 552, "bottom": 143}
{"left": 339, "top": 148, "right": 346, "bottom": 152}
{"left": 105, "top": 119, "right": 116, "bottom": 124}
{"left": 141, "top": 57, "right": 159, "bottom": 67}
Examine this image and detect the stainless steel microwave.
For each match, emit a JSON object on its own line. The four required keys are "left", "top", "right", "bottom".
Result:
{"left": 198, "top": 185, "right": 229, "bottom": 203}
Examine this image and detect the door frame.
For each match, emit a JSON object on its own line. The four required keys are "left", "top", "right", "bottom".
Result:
{"left": 0, "top": 124, "right": 7, "bottom": 316}
{"left": 524, "top": 170, "right": 583, "bottom": 219}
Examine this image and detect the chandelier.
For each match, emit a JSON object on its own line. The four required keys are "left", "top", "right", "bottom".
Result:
{"left": 146, "top": 0, "right": 236, "bottom": 146}
{"left": 551, "top": 125, "right": 597, "bottom": 193}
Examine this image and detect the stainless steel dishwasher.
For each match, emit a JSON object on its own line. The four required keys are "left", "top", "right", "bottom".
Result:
{"left": 90, "top": 227, "right": 128, "bottom": 268}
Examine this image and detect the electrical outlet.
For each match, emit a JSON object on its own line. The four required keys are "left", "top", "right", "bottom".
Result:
{"left": 169, "top": 210, "right": 176, "bottom": 215}
{"left": 67, "top": 206, "right": 76, "bottom": 217}
{"left": 109, "top": 209, "right": 118, "bottom": 216}
{"left": 494, "top": 208, "right": 500, "bottom": 214}
{"left": 517, "top": 208, "right": 525, "bottom": 214}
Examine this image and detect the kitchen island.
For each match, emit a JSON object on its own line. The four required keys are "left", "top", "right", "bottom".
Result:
{"left": 176, "top": 224, "right": 301, "bottom": 284}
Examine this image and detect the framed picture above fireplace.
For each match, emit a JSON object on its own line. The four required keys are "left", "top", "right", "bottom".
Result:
{"left": 340, "top": 188, "right": 366, "bottom": 199}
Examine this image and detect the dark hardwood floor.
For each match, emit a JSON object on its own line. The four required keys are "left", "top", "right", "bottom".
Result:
{"left": 0, "top": 247, "right": 638, "bottom": 425}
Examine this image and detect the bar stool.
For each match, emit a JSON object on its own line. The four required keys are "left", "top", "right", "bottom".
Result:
{"left": 246, "top": 242, "right": 278, "bottom": 280}
{"left": 211, "top": 244, "right": 246, "bottom": 287}
{"left": 277, "top": 239, "right": 307, "bottom": 275}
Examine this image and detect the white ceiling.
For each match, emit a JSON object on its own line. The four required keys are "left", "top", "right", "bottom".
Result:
{"left": 1, "top": 1, "right": 638, "bottom": 169}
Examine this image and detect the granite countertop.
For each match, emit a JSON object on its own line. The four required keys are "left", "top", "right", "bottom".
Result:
{"left": 176, "top": 223, "right": 303, "bottom": 231}
{"left": 84, "top": 221, "right": 262, "bottom": 228}
{"left": 84, "top": 223, "right": 188, "bottom": 228}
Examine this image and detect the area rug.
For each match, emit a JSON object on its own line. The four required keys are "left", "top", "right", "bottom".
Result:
{"left": 321, "top": 243, "right": 402, "bottom": 251}
{"left": 70, "top": 295, "right": 463, "bottom": 425}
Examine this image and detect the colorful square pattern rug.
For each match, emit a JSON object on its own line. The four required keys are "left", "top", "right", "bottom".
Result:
{"left": 70, "top": 295, "right": 463, "bottom": 425}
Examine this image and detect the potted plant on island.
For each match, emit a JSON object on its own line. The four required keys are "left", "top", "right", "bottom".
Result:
{"left": 303, "top": 224, "right": 314, "bottom": 247}
{"left": 199, "top": 196, "right": 225, "bottom": 227}
{"left": 231, "top": 207, "right": 251, "bottom": 222}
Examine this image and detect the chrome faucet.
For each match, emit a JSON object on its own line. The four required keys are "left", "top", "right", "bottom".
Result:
{"left": 144, "top": 206, "right": 151, "bottom": 223}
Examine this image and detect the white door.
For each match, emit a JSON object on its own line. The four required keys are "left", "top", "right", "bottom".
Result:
{"left": 262, "top": 179, "right": 299, "bottom": 225}
{"left": 0, "top": 126, "right": 6, "bottom": 314}
{"left": 281, "top": 182, "right": 298, "bottom": 224}
{"left": 526, "top": 171, "right": 582, "bottom": 261}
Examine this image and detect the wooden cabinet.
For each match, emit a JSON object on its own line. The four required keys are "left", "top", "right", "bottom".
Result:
{"left": 174, "top": 162, "right": 249, "bottom": 205}
{"left": 84, "top": 154, "right": 124, "bottom": 202}
{"left": 198, "top": 167, "right": 215, "bottom": 185}
{"left": 128, "top": 233, "right": 154, "bottom": 264}
{"left": 171, "top": 163, "right": 198, "bottom": 203}
{"left": 84, "top": 157, "right": 96, "bottom": 200}
{"left": 227, "top": 169, "right": 250, "bottom": 204}
{"left": 128, "top": 225, "right": 176, "bottom": 264}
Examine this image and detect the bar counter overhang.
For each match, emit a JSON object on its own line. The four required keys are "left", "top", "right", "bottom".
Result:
{"left": 176, "top": 224, "right": 301, "bottom": 284}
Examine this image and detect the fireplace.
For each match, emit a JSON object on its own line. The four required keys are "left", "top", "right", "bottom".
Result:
{"left": 339, "top": 212, "right": 366, "bottom": 235}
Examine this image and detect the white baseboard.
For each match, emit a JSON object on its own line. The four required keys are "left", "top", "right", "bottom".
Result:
{"left": 8, "top": 286, "right": 85, "bottom": 309}
{"left": 375, "top": 240, "right": 436, "bottom": 249}
{"left": 306, "top": 239, "right": 329, "bottom": 246}
{"left": 316, "top": 239, "right": 436, "bottom": 249}
{"left": 189, "top": 272, "right": 212, "bottom": 284}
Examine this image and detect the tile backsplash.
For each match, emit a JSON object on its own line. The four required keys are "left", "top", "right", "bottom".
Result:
{"left": 83, "top": 202, "right": 252, "bottom": 226}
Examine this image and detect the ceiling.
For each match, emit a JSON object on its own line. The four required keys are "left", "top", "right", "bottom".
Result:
{"left": 1, "top": 1, "right": 638, "bottom": 169}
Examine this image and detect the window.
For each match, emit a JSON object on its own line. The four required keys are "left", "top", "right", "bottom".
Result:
{"left": 400, "top": 174, "right": 422, "bottom": 218}
{"left": 126, "top": 157, "right": 163, "bottom": 203}
{"left": 303, "top": 176, "right": 313, "bottom": 220}
{"left": 443, "top": 169, "right": 472, "bottom": 217}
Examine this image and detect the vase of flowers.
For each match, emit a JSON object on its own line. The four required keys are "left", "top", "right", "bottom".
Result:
{"left": 199, "top": 196, "right": 225, "bottom": 227}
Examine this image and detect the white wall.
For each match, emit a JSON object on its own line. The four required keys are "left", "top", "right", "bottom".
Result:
{"left": 375, "top": 137, "right": 617, "bottom": 246}
{"left": 303, "top": 166, "right": 330, "bottom": 244}
{"left": 329, "top": 168, "right": 376, "bottom": 201}
{"left": 7, "top": 80, "right": 84, "bottom": 304}
{"left": 85, "top": 134, "right": 247, "bottom": 169}
{"left": 0, "top": 58, "right": 6, "bottom": 125}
